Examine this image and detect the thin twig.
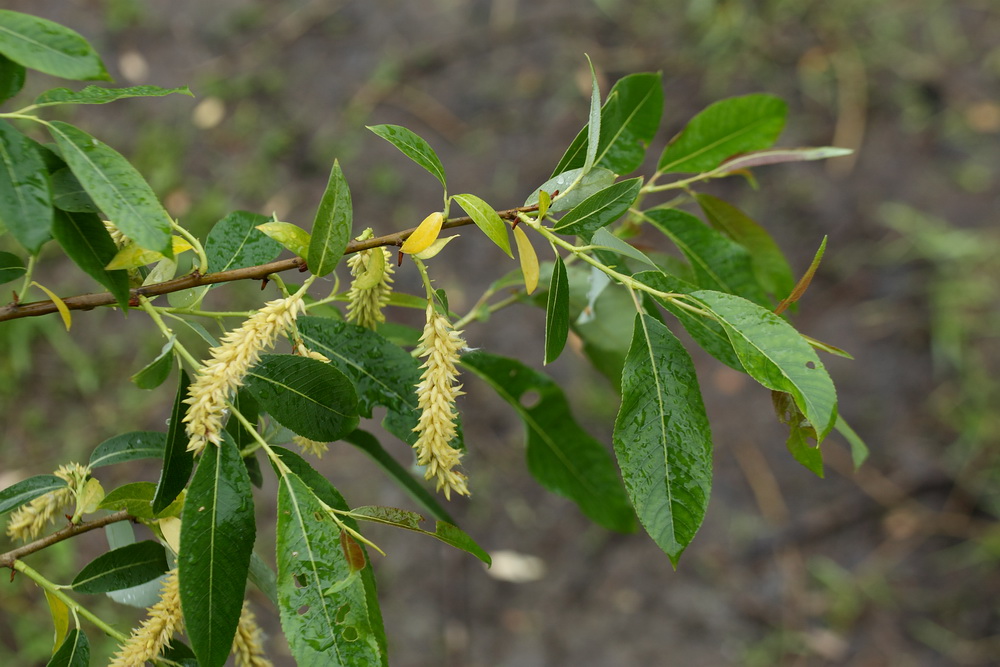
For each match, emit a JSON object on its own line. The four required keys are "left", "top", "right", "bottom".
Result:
{"left": 1, "top": 510, "right": 133, "bottom": 568}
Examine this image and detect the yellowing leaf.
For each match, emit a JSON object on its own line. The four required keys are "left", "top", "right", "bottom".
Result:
{"left": 31, "top": 282, "right": 71, "bottom": 330}
{"left": 158, "top": 516, "right": 182, "bottom": 553}
{"left": 414, "top": 234, "right": 458, "bottom": 260}
{"left": 43, "top": 589, "right": 69, "bottom": 654}
{"left": 513, "top": 226, "right": 539, "bottom": 294}
{"left": 105, "top": 236, "right": 193, "bottom": 270}
{"left": 256, "top": 221, "right": 311, "bottom": 258}
{"left": 77, "top": 478, "right": 105, "bottom": 516}
{"left": 401, "top": 212, "right": 444, "bottom": 255}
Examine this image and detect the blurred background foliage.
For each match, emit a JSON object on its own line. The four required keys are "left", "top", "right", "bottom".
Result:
{"left": 1, "top": 0, "right": 999, "bottom": 664}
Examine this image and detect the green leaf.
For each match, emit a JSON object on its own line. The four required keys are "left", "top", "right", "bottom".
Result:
{"left": 716, "top": 146, "right": 853, "bottom": 172}
{"left": 342, "top": 429, "right": 455, "bottom": 524}
{"left": 835, "top": 415, "right": 869, "bottom": 469}
{"left": 308, "top": 159, "right": 352, "bottom": 277}
{"left": 152, "top": 370, "right": 194, "bottom": 514}
{"left": 43, "top": 589, "right": 69, "bottom": 654}
{"left": 72, "top": 541, "right": 168, "bottom": 594}
{"left": 553, "top": 177, "right": 642, "bottom": 237}
{"left": 0, "top": 54, "right": 25, "bottom": 103}
{"left": 89, "top": 431, "right": 167, "bottom": 468}
{"left": 525, "top": 167, "right": 615, "bottom": 212}
{"left": 552, "top": 72, "right": 663, "bottom": 177}
{"left": 461, "top": 351, "right": 634, "bottom": 531}
{"left": 614, "top": 314, "right": 712, "bottom": 566}
{"left": 645, "top": 209, "right": 769, "bottom": 307}
{"left": 51, "top": 168, "right": 98, "bottom": 213}
{"left": 0, "top": 250, "right": 25, "bottom": 285}
{"left": 367, "top": 123, "right": 446, "bottom": 190}
{"left": 47, "top": 121, "right": 173, "bottom": 257}
{"left": 544, "top": 255, "right": 569, "bottom": 365}
{"left": 245, "top": 354, "right": 359, "bottom": 442}
{"left": 0, "top": 10, "right": 109, "bottom": 81}
{"left": 205, "top": 210, "right": 282, "bottom": 274}
{"left": 276, "top": 471, "right": 387, "bottom": 666}
{"left": 0, "top": 120, "right": 53, "bottom": 253}
{"left": 47, "top": 628, "right": 89, "bottom": 667}
{"left": 0, "top": 475, "right": 66, "bottom": 515}
{"left": 256, "top": 220, "right": 311, "bottom": 258}
{"left": 51, "top": 209, "right": 130, "bottom": 309}
{"left": 349, "top": 505, "right": 491, "bottom": 565}
{"left": 657, "top": 94, "right": 787, "bottom": 173}
{"left": 33, "top": 84, "right": 192, "bottom": 107}
{"left": 693, "top": 289, "right": 838, "bottom": 439}
{"left": 785, "top": 418, "right": 824, "bottom": 477}
{"left": 225, "top": 388, "right": 260, "bottom": 450}
{"left": 98, "top": 482, "right": 160, "bottom": 518}
{"left": 179, "top": 434, "right": 256, "bottom": 667}
{"left": 582, "top": 55, "right": 602, "bottom": 174}
{"left": 696, "top": 193, "right": 794, "bottom": 298}
{"left": 589, "top": 228, "right": 657, "bottom": 270}
{"left": 451, "top": 193, "right": 512, "bottom": 257}
{"left": 130, "top": 336, "right": 175, "bottom": 389}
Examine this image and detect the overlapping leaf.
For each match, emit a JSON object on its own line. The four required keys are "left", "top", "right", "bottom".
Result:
{"left": 152, "top": 370, "right": 193, "bottom": 514}
{"left": 0, "top": 475, "right": 66, "bottom": 515}
{"left": 205, "top": 210, "right": 282, "bottom": 274}
{"left": 552, "top": 177, "right": 642, "bottom": 237}
{"left": 0, "top": 120, "right": 53, "bottom": 253}
{"left": 72, "top": 541, "right": 168, "bottom": 593}
{"left": 0, "top": 10, "right": 109, "bottom": 80}
{"left": 51, "top": 209, "right": 130, "bottom": 308}
{"left": 89, "top": 431, "right": 166, "bottom": 468}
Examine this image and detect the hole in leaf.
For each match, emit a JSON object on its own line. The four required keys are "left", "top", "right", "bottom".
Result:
{"left": 293, "top": 574, "right": 307, "bottom": 588}
{"left": 805, "top": 361, "right": 816, "bottom": 369}
{"left": 342, "top": 626, "right": 359, "bottom": 642}
{"left": 297, "top": 605, "right": 310, "bottom": 615}
{"left": 335, "top": 603, "right": 351, "bottom": 624}
{"left": 520, "top": 390, "right": 540, "bottom": 409}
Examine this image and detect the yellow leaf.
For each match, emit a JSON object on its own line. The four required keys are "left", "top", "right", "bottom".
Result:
{"left": 77, "top": 478, "right": 105, "bottom": 516}
{"left": 31, "top": 282, "right": 71, "bottom": 330}
{"left": 513, "top": 226, "right": 539, "bottom": 294}
{"left": 43, "top": 589, "right": 69, "bottom": 654}
{"left": 158, "top": 516, "right": 182, "bottom": 554}
{"left": 400, "top": 212, "right": 444, "bottom": 255}
{"left": 414, "top": 234, "right": 459, "bottom": 260}
{"left": 105, "top": 236, "right": 193, "bottom": 271}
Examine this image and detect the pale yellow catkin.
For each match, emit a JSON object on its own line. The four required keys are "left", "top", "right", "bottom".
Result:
{"left": 109, "top": 569, "right": 183, "bottom": 667}
{"left": 5, "top": 462, "right": 90, "bottom": 542}
{"left": 232, "top": 601, "right": 273, "bottom": 667}
{"left": 346, "top": 247, "right": 394, "bottom": 329}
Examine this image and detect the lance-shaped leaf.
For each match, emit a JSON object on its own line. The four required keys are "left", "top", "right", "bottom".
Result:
{"left": 130, "top": 336, "right": 175, "bottom": 389}
{"left": 552, "top": 72, "right": 663, "bottom": 177}
{"left": 47, "top": 121, "right": 173, "bottom": 257}
{"left": 98, "top": 482, "right": 158, "bottom": 519}
{"left": 553, "top": 177, "right": 642, "bottom": 237}
{"left": 614, "top": 314, "right": 712, "bottom": 565}
{"left": 43, "top": 589, "right": 69, "bottom": 654}
{"left": 276, "top": 471, "right": 387, "bottom": 666}
{"left": 179, "top": 434, "right": 255, "bottom": 667}
{"left": 525, "top": 167, "right": 616, "bottom": 212}
{"left": 399, "top": 211, "right": 443, "bottom": 256}
{"left": 0, "top": 475, "right": 66, "bottom": 515}
{"left": 0, "top": 250, "right": 26, "bottom": 285}
{"left": 52, "top": 209, "right": 130, "bottom": 308}
{"left": 658, "top": 94, "right": 787, "bottom": 173}
{"left": 775, "top": 236, "right": 827, "bottom": 315}
{"left": 645, "top": 208, "right": 769, "bottom": 307}
{"left": 72, "top": 540, "right": 168, "bottom": 594}
{"left": 544, "top": 255, "right": 569, "bottom": 365}
{"left": 0, "top": 10, "right": 109, "bottom": 80}
{"left": 349, "top": 505, "right": 490, "bottom": 565}
{"left": 33, "top": 84, "right": 192, "bottom": 107}
{"left": 51, "top": 168, "right": 98, "bottom": 213}
{"left": 452, "top": 193, "right": 512, "bottom": 257}
{"left": 206, "top": 210, "right": 282, "bottom": 274}
{"left": 461, "top": 351, "right": 634, "bottom": 532}
{"left": 152, "top": 370, "right": 194, "bottom": 514}
{"left": 308, "top": 159, "right": 352, "bottom": 276}
{"left": 89, "top": 431, "right": 167, "bottom": 469}
{"left": 0, "top": 54, "right": 26, "bottom": 103}
{"left": 696, "top": 193, "right": 794, "bottom": 299}
{"left": 589, "top": 228, "right": 657, "bottom": 270}
{"left": 716, "top": 146, "right": 853, "bottom": 173}
{"left": 245, "top": 354, "right": 359, "bottom": 442}
{"left": 367, "top": 124, "right": 446, "bottom": 190}
{"left": 582, "top": 55, "right": 602, "bottom": 174}
{"left": 48, "top": 628, "right": 89, "bottom": 667}
{"left": 513, "top": 225, "right": 539, "bottom": 294}
{"left": 693, "top": 289, "right": 838, "bottom": 439}
{"left": 0, "top": 120, "right": 52, "bottom": 253}
{"left": 836, "top": 415, "right": 869, "bottom": 470}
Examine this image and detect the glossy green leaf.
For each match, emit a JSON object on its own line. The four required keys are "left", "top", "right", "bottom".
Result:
{"left": 452, "top": 193, "right": 512, "bottom": 257}
{"left": 33, "top": 84, "right": 192, "bottom": 107}
{"left": 696, "top": 193, "right": 794, "bottom": 299}
{"left": 582, "top": 55, "right": 602, "bottom": 174}
{"left": 205, "top": 210, "right": 282, "bottom": 274}
{"left": 256, "top": 220, "right": 311, "bottom": 258}
{"left": 51, "top": 168, "right": 98, "bottom": 213}
{"left": 47, "top": 121, "right": 172, "bottom": 257}
{"left": 716, "top": 146, "right": 853, "bottom": 172}
{"left": 0, "top": 10, "right": 109, "bottom": 81}
{"left": 614, "top": 314, "right": 712, "bottom": 565}
{"left": 308, "top": 159, "right": 352, "bottom": 276}
{"left": 349, "top": 505, "right": 491, "bottom": 565}
{"left": 0, "top": 250, "right": 25, "bottom": 285}
{"left": 276, "top": 470, "right": 387, "bottom": 666}
{"left": 544, "top": 255, "right": 569, "bottom": 365}
{"left": 89, "top": 431, "right": 166, "bottom": 468}
{"left": 525, "top": 167, "right": 616, "bottom": 212}
{"left": 0, "top": 475, "right": 66, "bottom": 515}
{"left": 0, "top": 54, "right": 25, "bottom": 103}
{"left": 245, "top": 354, "right": 359, "bottom": 442}
{"left": 98, "top": 482, "right": 158, "bottom": 519}
{"left": 461, "top": 351, "right": 634, "bottom": 531}
{"left": 367, "top": 123, "right": 446, "bottom": 190}
{"left": 159, "top": 641, "right": 199, "bottom": 667}
{"left": 179, "top": 434, "right": 255, "bottom": 667}
{"left": 51, "top": 209, "right": 130, "bottom": 309}
{"left": 152, "top": 370, "right": 194, "bottom": 514}
{"left": 552, "top": 72, "right": 663, "bottom": 177}
{"left": 130, "top": 336, "right": 174, "bottom": 389}
{"left": 590, "top": 228, "right": 657, "bottom": 270}
{"left": 553, "top": 177, "right": 642, "bottom": 237}
{"left": 72, "top": 541, "right": 168, "bottom": 594}
{"left": 645, "top": 209, "right": 769, "bottom": 306}
{"left": 342, "top": 429, "right": 455, "bottom": 524}
{"left": 658, "top": 94, "right": 787, "bottom": 173}
{"left": 47, "top": 628, "right": 89, "bottom": 667}
{"left": 693, "top": 289, "right": 838, "bottom": 439}
{"left": 0, "top": 119, "right": 52, "bottom": 253}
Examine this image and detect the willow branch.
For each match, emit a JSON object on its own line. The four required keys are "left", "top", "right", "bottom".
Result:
{"left": 0, "top": 205, "right": 538, "bottom": 323}
{"left": 1, "top": 510, "right": 133, "bottom": 568}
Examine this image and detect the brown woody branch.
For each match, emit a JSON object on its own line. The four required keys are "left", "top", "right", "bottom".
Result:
{"left": 1, "top": 510, "right": 133, "bottom": 569}
{"left": 0, "top": 205, "right": 537, "bottom": 323}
